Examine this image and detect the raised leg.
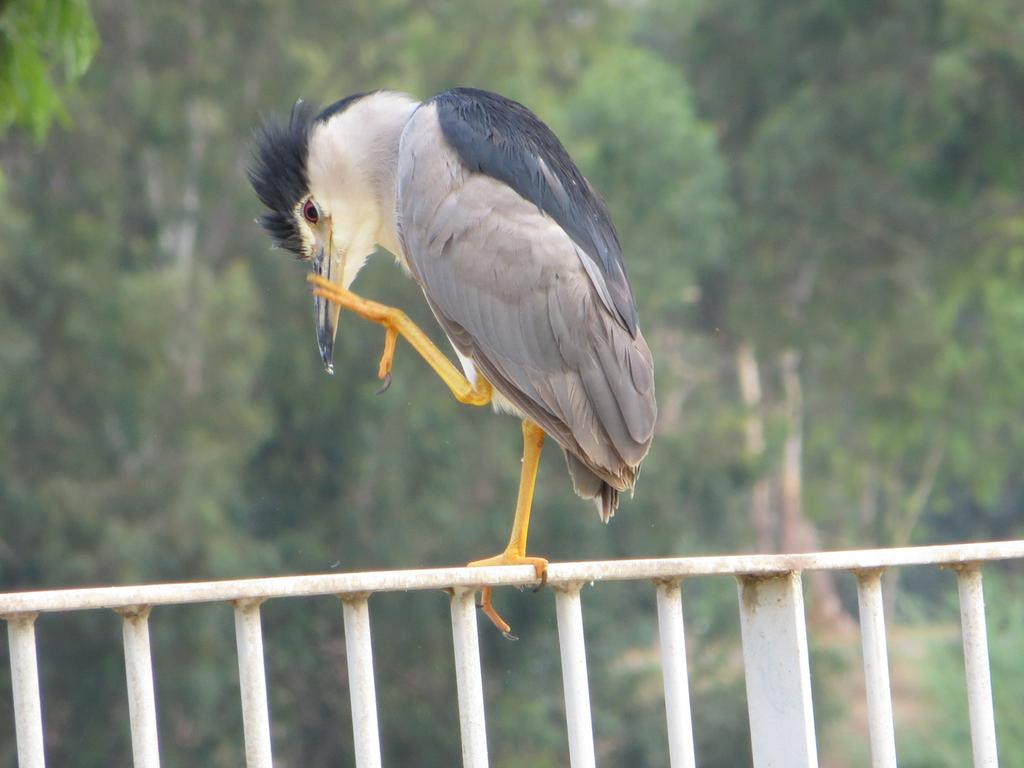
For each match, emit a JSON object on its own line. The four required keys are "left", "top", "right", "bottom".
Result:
{"left": 468, "top": 420, "right": 549, "bottom": 637}
{"left": 309, "top": 274, "right": 492, "bottom": 406}
{"left": 312, "top": 274, "right": 545, "bottom": 636}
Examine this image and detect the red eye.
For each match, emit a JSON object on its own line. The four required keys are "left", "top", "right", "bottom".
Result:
{"left": 302, "top": 199, "right": 319, "bottom": 224}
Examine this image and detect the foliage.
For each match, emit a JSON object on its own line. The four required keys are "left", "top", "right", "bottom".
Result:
{"left": 0, "top": 0, "right": 98, "bottom": 141}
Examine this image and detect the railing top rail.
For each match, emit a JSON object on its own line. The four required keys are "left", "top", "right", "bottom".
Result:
{"left": 2, "top": 539, "right": 1022, "bottom": 618}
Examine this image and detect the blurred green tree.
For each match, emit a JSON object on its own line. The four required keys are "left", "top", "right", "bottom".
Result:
{"left": 0, "top": 0, "right": 98, "bottom": 141}
{"left": 2, "top": 0, "right": 1023, "bottom": 765}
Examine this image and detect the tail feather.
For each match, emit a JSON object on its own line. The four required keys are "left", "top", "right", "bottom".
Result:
{"left": 563, "top": 450, "right": 623, "bottom": 523}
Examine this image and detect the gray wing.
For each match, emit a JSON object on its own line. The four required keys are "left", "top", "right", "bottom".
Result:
{"left": 432, "top": 87, "right": 639, "bottom": 335}
{"left": 396, "top": 102, "right": 656, "bottom": 497}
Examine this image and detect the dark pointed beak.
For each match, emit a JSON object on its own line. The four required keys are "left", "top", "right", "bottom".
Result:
{"left": 312, "top": 246, "right": 343, "bottom": 374}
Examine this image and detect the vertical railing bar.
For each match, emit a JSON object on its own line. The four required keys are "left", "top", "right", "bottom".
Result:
{"left": 118, "top": 606, "right": 161, "bottom": 768}
{"left": 341, "top": 594, "right": 383, "bottom": 768}
{"left": 449, "top": 587, "right": 489, "bottom": 768}
{"left": 655, "top": 580, "right": 696, "bottom": 768}
{"left": 736, "top": 572, "right": 818, "bottom": 768}
{"left": 233, "top": 599, "right": 274, "bottom": 768}
{"left": 5, "top": 613, "right": 46, "bottom": 768}
{"left": 854, "top": 570, "right": 898, "bottom": 768}
{"left": 554, "top": 583, "right": 596, "bottom": 768}
{"left": 956, "top": 564, "right": 998, "bottom": 768}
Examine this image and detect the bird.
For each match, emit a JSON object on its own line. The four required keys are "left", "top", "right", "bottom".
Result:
{"left": 249, "top": 88, "right": 656, "bottom": 635}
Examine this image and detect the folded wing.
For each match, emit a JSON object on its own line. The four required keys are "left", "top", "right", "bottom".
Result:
{"left": 396, "top": 94, "right": 657, "bottom": 518}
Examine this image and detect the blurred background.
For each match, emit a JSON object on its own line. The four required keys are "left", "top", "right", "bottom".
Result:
{"left": 1, "top": 0, "right": 1023, "bottom": 765}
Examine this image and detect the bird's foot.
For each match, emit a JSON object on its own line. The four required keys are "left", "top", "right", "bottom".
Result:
{"left": 376, "top": 325, "right": 399, "bottom": 392}
{"left": 308, "top": 275, "right": 401, "bottom": 387}
{"left": 467, "top": 552, "right": 548, "bottom": 639}
{"left": 308, "top": 273, "right": 492, "bottom": 407}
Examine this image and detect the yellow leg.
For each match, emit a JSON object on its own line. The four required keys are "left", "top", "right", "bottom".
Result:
{"left": 312, "top": 274, "right": 544, "bottom": 636}
{"left": 309, "top": 275, "right": 492, "bottom": 406}
{"left": 468, "top": 420, "right": 549, "bottom": 637}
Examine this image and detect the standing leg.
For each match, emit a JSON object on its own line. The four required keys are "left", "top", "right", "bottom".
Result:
{"left": 468, "top": 420, "right": 549, "bottom": 637}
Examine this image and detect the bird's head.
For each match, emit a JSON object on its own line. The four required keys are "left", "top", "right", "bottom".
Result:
{"left": 248, "top": 92, "right": 417, "bottom": 373}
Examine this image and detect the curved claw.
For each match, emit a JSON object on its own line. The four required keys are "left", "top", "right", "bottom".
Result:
{"left": 376, "top": 371, "right": 392, "bottom": 395}
{"left": 532, "top": 567, "right": 549, "bottom": 593}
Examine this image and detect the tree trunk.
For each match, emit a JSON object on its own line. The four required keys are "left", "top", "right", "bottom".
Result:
{"left": 734, "top": 342, "right": 776, "bottom": 551}
{"left": 779, "top": 350, "right": 853, "bottom": 630}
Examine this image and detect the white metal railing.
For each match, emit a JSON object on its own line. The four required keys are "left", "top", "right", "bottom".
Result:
{"left": 2, "top": 540, "right": 1023, "bottom": 767}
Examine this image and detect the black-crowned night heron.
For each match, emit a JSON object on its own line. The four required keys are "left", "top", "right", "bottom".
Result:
{"left": 250, "top": 88, "right": 656, "bottom": 635}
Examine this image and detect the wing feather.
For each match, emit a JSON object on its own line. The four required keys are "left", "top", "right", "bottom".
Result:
{"left": 433, "top": 87, "right": 639, "bottom": 337}
{"left": 397, "top": 102, "right": 656, "bottom": 502}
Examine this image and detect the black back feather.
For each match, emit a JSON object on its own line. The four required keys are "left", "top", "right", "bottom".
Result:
{"left": 316, "top": 91, "right": 373, "bottom": 124}
{"left": 432, "top": 87, "right": 639, "bottom": 336}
